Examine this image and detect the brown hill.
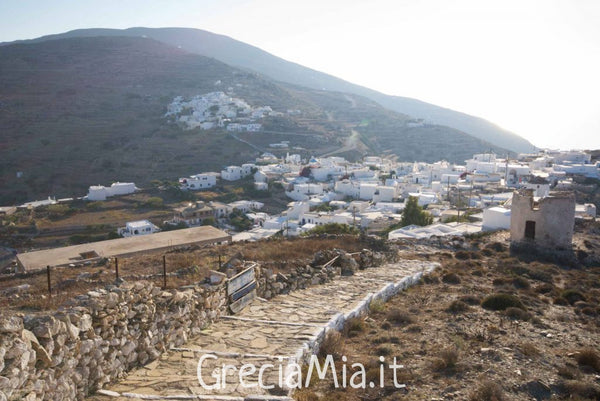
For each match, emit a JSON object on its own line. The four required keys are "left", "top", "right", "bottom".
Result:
{"left": 0, "top": 36, "right": 509, "bottom": 204}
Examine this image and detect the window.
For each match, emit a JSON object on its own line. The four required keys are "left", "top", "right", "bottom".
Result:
{"left": 524, "top": 220, "right": 536, "bottom": 240}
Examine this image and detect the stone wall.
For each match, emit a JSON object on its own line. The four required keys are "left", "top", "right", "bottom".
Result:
{"left": 0, "top": 248, "right": 392, "bottom": 401}
{"left": 0, "top": 281, "right": 227, "bottom": 400}
{"left": 256, "top": 248, "right": 389, "bottom": 299}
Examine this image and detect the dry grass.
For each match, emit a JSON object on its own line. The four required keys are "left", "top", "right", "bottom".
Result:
{"left": 470, "top": 380, "right": 505, "bottom": 401}
{"left": 446, "top": 299, "right": 471, "bottom": 314}
{"left": 386, "top": 308, "right": 415, "bottom": 325}
{"left": 431, "top": 348, "right": 460, "bottom": 372}
{"left": 319, "top": 330, "right": 344, "bottom": 359}
{"left": 575, "top": 348, "right": 600, "bottom": 373}
{"left": 519, "top": 342, "right": 540, "bottom": 357}
{"left": 291, "top": 229, "right": 600, "bottom": 401}
{"left": 344, "top": 317, "right": 366, "bottom": 337}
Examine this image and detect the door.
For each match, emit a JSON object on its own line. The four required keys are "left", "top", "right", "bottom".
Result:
{"left": 524, "top": 220, "right": 536, "bottom": 240}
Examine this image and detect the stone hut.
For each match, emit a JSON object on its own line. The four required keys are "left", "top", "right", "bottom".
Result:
{"left": 510, "top": 189, "right": 575, "bottom": 249}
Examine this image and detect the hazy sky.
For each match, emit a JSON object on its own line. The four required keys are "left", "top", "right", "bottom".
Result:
{"left": 1, "top": 0, "right": 599, "bottom": 150}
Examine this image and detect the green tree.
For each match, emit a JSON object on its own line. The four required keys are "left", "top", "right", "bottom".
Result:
{"left": 401, "top": 196, "right": 433, "bottom": 227}
{"left": 229, "top": 209, "right": 253, "bottom": 231}
{"left": 202, "top": 217, "right": 217, "bottom": 227}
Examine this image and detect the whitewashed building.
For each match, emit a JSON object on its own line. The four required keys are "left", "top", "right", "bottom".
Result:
{"left": 221, "top": 166, "right": 243, "bottom": 181}
{"left": 285, "top": 183, "right": 324, "bottom": 201}
{"left": 87, "top": 182, "right": 136, "bottom": 201}
{"left": 228, "top": 200, "right": 264, "bottom": 213}
{"left": 180, "top": 173, "right": 217, "bottom": 190}
{"left": 118, "top": 220, "right": 159, "bottom": 237}
{"left": 482, "top": 207, "right": 511, "bottom": 231}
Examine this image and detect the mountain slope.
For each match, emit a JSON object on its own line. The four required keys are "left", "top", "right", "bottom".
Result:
{"left": 7, "top": 27, "right": 534, "bottom": 153}
{"left": 0, "top": 36, "right": 509, "bottom": 204}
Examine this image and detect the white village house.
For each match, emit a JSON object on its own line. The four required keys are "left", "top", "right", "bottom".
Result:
{"left": 87, "top": 182, "right": 136, "bottom": 201}
{"left": 179, "top": 173, "right": 217, "bottom": 190}
{"left": 118, "top": 220, "right": 160, "bottom": 237}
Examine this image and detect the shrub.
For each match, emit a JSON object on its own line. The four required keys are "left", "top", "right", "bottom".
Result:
{"left": 557, "top": 380, "right": 600, "bottom": 399}
{"left": 576, "top": 348, "right": 600, "bottom": 372}
{"left": 344, "top": 317, "right": 365, "bottom": 337}
{"left": 512, "top": 277, "right": 531, "bottom": 290}
{"left": 85, "top": 201, "right": 103, "bottom": 211}
{"left": 554, "top": 297, "right": 569, "bottom": 306}
{"left": 406, "top": 324, "right": 422, "bottom": 333}
{"left": 455, "top": 250, "right": 470, "bottom": 260}
{"left": 486, "top": 242, "right": 507, "bottom": 252}
{"left": 143, "top": 196, "right": 164, "bottom": 209}
{"left": 431, "top": 348, "right": 459, "bottom": 371}
{"left": 561, "top": 289, "right": 587, "bottom": 305}
{"left": 47, "top": 204, "right": 74, "bottom": 219}
{"left": 446, "top": 300, "right": 470, "bottom": 314}
{"left": 423, "top": 274, "right": 440, "bottom": 284}
{"left": 470, "top": 380, "right": 505, "bottom": 401}
{"left": 377, "top": 345, "right": 393, "bottom": 356}
{"left": 535, "top": 283, "right": 554, "bottom": 294}
{"left": 481, "top": 293, "right": 525, "bottom": 311}
{"left": 319, "top": 331, "right": 343, "bottom": 359}
{"left": 442, "top": 272, "right": 461, "bottom": 284}
{"left": 386, "top": 309, "right": 415, "bottom": 325}
{"left": 492, "top": 278, "right": 509, "bottom": 286}
{"left": 557, "top": 364, "right": 581, "bottom": 380}
{"left": 295, "top": 392, "right": 319, "bottom": 401}
{"left": 369, "top": 299, "right": 386, "bottom": 314}
{"left": 460, "top": 295, "right": 482, "bottom": 305}
{"left": 519, "top": 342, "right": 539, "bottom": 357}
{"left": 481, "top": 248, "right": 494, "bottom": 257}
{"left": 302, "top": 223, "right": 359, "bottom": 236}
{"left": 504, "top": 307, "right": 532, "bottom": 321}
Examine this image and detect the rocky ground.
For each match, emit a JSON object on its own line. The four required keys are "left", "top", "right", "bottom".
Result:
{"left": 294, "top": 223, "right": 600, "bottom": 401}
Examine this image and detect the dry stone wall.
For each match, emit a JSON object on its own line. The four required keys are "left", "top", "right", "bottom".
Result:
{"left": 0, "top": 281, "right": 227, "bottom": 400}
{"left": 0, "top": 248, "right": 391, "bottom": 400}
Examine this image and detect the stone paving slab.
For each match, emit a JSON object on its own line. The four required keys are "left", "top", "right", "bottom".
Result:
{"left": 89, "top": 260, "right": 436, "bottom": 400}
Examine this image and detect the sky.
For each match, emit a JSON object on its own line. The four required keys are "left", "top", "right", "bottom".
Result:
{"left": 1, "top": 0, "right": 599, "bottom": 150}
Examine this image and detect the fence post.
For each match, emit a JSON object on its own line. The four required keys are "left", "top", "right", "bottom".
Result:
{"left": 115, "top": 257, "right": 119, "bottom": 281}
{"left": 162, "top": 255, "right": 167, "bottom": 289}
{"left": 46, "top": 265, "right": 52, "bottom": 297}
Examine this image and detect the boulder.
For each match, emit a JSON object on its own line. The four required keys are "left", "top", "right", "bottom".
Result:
{"left": 0, "top": 316, "right": 23, "bottom": 333}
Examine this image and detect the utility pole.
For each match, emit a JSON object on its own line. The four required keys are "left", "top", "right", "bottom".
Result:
{"left": 505, "top": 153, "right": 509, "bottom": 186}
{"left": 469, "top": 179, "right": 473, "bottom": 210}
{"left": 46, "top": 265, "right": 52, "bottom": 297}
{"left": 457, "top": 186, "right": 461, "bottom": 222}
{"left": 162, "top": 255, "right": 167, "bottom": 289}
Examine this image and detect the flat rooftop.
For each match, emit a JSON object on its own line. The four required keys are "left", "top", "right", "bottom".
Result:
{"left": 17, "top": 226, "right": 231, "bottom": 272}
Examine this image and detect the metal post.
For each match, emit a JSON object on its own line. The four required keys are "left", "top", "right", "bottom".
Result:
{"left": 115, "top": 257, "right": 119, "bottom": 281}
{"left": 457, "top": 187, "right": 461, "bottom": 222}
{"left": 46, "top": 265, "right": 52, "bottom": 297}
{"left": 218, "top": 254, "right": 222, "bottom": 270}
{"left": 162, "top": 255, "right": 167, "bottom": 289}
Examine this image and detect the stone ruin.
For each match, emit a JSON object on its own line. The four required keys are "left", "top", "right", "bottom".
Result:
{"left": 510, "top": 189, "right": 575, "bottom": 250}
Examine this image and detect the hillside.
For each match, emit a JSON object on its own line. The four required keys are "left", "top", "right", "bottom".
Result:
{"left": 7, "top": 27, "right": 535, "bottom": 153}
{"left": 0, "top": 36, "right": 510, "bottom": 204}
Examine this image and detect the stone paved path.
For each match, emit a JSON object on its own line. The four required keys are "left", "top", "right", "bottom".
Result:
{"left": 90, "top": 260, "right": 437, "bottom": 400}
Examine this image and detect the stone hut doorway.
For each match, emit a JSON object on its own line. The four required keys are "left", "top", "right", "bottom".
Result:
{"left": 525, "top": 220, "right": 536, "bottom": 240}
